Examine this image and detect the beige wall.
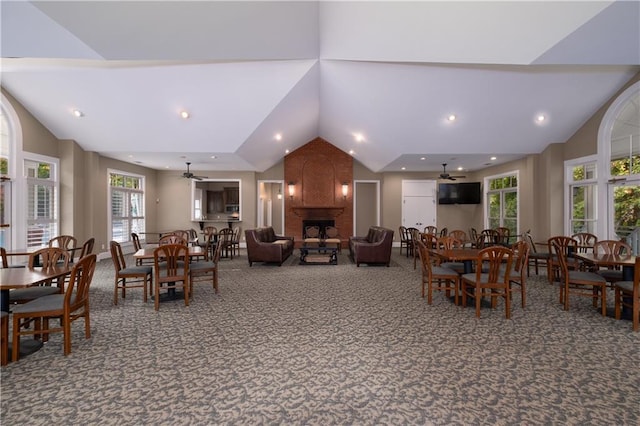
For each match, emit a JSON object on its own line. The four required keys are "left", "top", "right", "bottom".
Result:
{"left": 5, "top": 70, "right": 639, "bottom": 253}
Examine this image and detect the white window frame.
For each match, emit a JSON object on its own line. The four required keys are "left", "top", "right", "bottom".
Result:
{"left": 484, "top": 170, "right": 519, "bottom": 235}
{"left": 1, "top": 93, "right": 24, "bottom": 250}
{"left": 24, "top": 152, "right": 60, "bottom": 249}
{"left": 108, "top": 169, "right": 145, "bottom": 244}
{"left": 564, "top": 155, "right": 598, "bottom": 236}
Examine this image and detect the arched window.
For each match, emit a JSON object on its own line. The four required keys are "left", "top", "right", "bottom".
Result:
{"left": 0, "top": 94, "right": 23, "bottom": 249}
{"left": 597, "top": 81, "right": 640, "bottom": 240}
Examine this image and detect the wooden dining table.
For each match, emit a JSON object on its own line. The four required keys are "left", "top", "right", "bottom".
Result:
{"left": 428, "top": 248, "right": 482, "bottom": 274}
{"left": 573, "top": 252, "right": 637, "bottom": 281}
{"left": 0, "top": 265, "right": 71, "bottom": 313}
{"left": 133, "top": 245, "right": 205, "bottom": 261}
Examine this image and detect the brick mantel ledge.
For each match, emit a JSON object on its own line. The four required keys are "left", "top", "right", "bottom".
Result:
{"left": 292, "top": 206, "right": 345, "bottom": 218}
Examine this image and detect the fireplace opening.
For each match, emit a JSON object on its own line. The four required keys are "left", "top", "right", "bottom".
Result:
{"left": 302, "top": 219, "right": 335, "bottom": 238}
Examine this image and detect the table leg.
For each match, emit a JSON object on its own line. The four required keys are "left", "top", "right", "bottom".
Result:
{"left": 1, "top": 289, "right": 9, "bottom": 313}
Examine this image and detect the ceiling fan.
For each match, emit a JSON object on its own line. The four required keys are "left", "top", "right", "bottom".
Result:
{"left": 181, "top": 162, "right": 208, "bottom": 180}
{"left": 436, "top": 163, "right": 466, "bottom": 181}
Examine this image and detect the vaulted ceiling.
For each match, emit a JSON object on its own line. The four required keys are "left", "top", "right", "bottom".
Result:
{"left": 1, "top": 1, "right": 639, "bottom": 174}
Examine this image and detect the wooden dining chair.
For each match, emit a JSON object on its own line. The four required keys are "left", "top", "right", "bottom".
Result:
{"left": 153, "top": 244, "right": 190, "bottom": 311}
{"left": 424, "top": 226, "right": 438, "bottom": 236}
{"left": 547, "top": 236, "right": 579, "bottom": 284}
{"left": 508, "top": 240, "right": 530, "bottom": 308}
{"left": 552, "top": 240, "right": 607, "bottom": 316}
{"left": 478, "top": 229, "right": 499, "bottom": 247}
{"left": 11, "top": 254, "right": 96, "bottom": 360}
{"left": 218, "top": 228, "right": 235, "bottom": 259}
{"left": 231, "top": 226, "right": 242, "bottom": 257}
{"left": 495, "top": 227, "right": 511, "bottom": 246}
{"left": 110, "top": 241, "right": 153, "bottom": 305}
{"left": 571, "top": 232, "right": 597, "bottom": 253}
{"left": 614, "top": 257, "right": 640, "bottom": 332}
{"left": 593, "top": 240, "right": 633, "bottom": 287}
{"left": 198, "top": 226, "right": 218, "bottom": 259}
{"left": 189, "top": 237, "right": 223, "bottom": 296}
{"left": 9, "top": 247, "right": 70, "bottom": 304}
{"left": 78, "top": 237, "right": 95, "bottom": 259}
{"left": 523, "top": 231, "right": 551, "bottom": 277}
{"left": 416, "top": 240, "right": 459, "bottom": 305}
{"left": 159, "top": 233, "right": 187, "bottom": 246}
{"left": 414, "top": 232, "right": 438, "bottom": 270}
{"left": 437, "top": 236, "right": 465, "bottom": 274}
{"left": 461, "top": 246, "right": 513, "bottom": 319}
{"left": 449, "top": 230, "right": 468, "bottom": 245}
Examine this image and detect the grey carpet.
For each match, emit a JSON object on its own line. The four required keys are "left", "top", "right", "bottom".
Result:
{"left": 1, "top": 250, "right": 639, "bottom": 425}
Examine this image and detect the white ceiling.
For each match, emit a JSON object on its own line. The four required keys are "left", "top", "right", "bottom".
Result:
{"left": 1, "top": 1, "right": 639, "bottom": 174}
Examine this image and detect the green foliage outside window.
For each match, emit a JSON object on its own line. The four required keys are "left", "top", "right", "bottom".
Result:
{"left": 487, "top": 175, "right": 518, "bottom": 236}
{"left": 611, "top": 156, "right": 640, "bottom": 237}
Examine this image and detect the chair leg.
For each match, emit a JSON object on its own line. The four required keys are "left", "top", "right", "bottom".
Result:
{"left": 11, "top": 318, "right": 21, "bottom": 362}
{"left": 63, "top": 315, "right": 72, "bottom": 355}
{"left": 505, "top": 290, "right": 511, "bottom": 320}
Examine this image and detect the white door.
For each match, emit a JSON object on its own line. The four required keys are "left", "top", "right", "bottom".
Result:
{"left": 402, "top": 180, "right": 437, "bottom": 229}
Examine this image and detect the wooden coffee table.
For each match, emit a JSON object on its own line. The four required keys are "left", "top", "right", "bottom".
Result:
{"left": 299, "top": 243, "right": 338, "bottom": 265}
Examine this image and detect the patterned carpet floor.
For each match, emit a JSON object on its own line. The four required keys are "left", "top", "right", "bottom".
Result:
{"left": 1, "top": 249, "right": 639, "bottom": 425}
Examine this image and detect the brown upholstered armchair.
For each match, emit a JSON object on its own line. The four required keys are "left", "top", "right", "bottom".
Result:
{"left": 349, "top": 226, "right": 394, "bottom": 267}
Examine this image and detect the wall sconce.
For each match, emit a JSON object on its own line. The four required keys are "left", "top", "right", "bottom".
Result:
{"left": 342, "top": 182, "right": 349, "bottom": 199}
{"left": 277, "top": 189, "right": 282, "bottom": 200}
{"left": 288, "top": 182, "right": 295, "bottom": 199}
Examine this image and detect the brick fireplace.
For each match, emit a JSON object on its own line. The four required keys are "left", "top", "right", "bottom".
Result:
{"left": 284, "top": 138, "right": 353, "bottom": 246}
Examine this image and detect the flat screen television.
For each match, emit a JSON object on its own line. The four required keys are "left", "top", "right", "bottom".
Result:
{"left": 438, "top": 182, "right": 482, "bottom": 205}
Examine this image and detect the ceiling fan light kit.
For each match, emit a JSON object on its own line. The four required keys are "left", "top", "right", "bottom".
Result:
{"left": 182, "top": 162, "right": 208, "bottom": 180}
{"left": 436, "top": 163, "right": 466, "bottom": 181}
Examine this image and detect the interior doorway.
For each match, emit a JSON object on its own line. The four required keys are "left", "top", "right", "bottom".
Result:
{"left": 354, "top": 180, "right": 380, "bottom": 236}
{"left": 257, "top": 180, "right": 284, "bottom": 235}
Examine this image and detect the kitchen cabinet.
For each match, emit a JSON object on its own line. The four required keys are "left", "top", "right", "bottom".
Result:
{"left": 207, "top": 191, "right": 224, "bottom": 214}
{"left": 224, "top": 187, "right": 239, "bottom": 205}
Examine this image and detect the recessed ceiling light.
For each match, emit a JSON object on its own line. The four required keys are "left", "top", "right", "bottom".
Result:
{"left": 490, "top": 156, "right": 497, "bottom": 161}
{"left": 275, "top": 133, "right": 282, "bottom": 141}
{"left": 401, "top": 167, "right": 406, "bottom": 170}
{"left": 349, "top": 150, "right": 355, "bottom": 155}
{"left": 285, "top": 149, "right": 290, "bottom": 154}
{"left": 128, "top": 155, "right": 133, "bottom": 158}
{"left": 447, "top": 114, "right": 456, "bottom": 122}
{"left": 72, "top": 109, "right": 84, "bottom": 118}
{"left": 457, "top": 167, "right": 464, "bottom": 171}
{"left": 354, "top": 133, "right": 364, "bottom": 142}
{"left": 420, "top": 157, "right": 426, "bottom": 161}
{"left": 180, "top": 111, "right": 190, "bottom": 119}
{"left": 536, "top": 114, "right": 545, "bottom": 122}
{"left": 210, "top": 155, "right": 217, "bottom": 159}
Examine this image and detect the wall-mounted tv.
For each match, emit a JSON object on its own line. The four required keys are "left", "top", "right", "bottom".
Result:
{"left": 438, "top": 182, "right": 482, "bottom": 205}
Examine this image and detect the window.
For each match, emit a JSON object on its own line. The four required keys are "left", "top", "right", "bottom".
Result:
{"left": 485, "top": 173, "right": 518, "bottom": 236}
{"left": 596, "top": 80, "right": 639, "bottom": 241}
{"left": 109, "top": 171, "right": 145, "bottom": 243}
{"left": 565, "top": 158, "right": 598, "bottom": 234}
{"left": 25, "top": 156, "right": 58, "bottom": 249}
